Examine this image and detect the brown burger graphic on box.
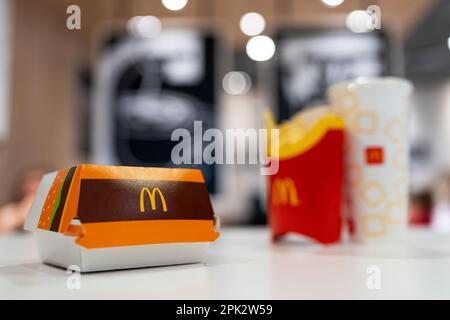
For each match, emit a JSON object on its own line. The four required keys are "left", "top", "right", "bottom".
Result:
{"left": 24, "top": 165, "right": 220, "bottom": 272}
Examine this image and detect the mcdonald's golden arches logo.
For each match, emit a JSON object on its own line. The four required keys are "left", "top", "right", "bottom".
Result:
{"left": 272, "top": 178, "right": 299, "bottom": 206}
{"left": 365, "top": 146, "right": 384, "bottom": 165}
{"left": 140, "top": 187, "right": 168, "bottom": 213}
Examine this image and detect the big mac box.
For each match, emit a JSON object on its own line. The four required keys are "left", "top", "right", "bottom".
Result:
{"left": 24, "top": 165, "right": 220, "bottom": 272}
{"left": 265, "top": 106, "right": 344, "bottom": 244}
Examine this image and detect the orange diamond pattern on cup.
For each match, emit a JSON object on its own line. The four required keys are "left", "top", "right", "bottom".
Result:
{"left": 384, "top": 118, "right": 405, "bottom": 144}
{"left": 333, "top": 91, "right": 359, "bottom": 115}
{"left": 361, "top": 180, "right": 387, "bottom": 208}
{"left": 362, "top": 213, "right": 387, "bottom": 238}
{"left": 352, "top": 111, "right": 377, "bottom": 134}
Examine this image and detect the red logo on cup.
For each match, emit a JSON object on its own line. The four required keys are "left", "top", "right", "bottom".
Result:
{"left": 365, "top": 147, "right": 384, "bottom": 165}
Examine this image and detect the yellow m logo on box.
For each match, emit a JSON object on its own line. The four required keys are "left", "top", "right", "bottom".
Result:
{"left": 272, "top": 178, "right": 299, "bottom": 206}
{"left": 140, "top": 187, "right": 168, "bottom": 213}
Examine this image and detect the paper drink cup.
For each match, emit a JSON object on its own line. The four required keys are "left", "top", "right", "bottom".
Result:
{"left": 328, "top": 77, "right": 413, "bottom": 243}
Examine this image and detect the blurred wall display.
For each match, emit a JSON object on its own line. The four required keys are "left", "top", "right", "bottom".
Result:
{"left": 92, "top": 29, "right": 217, "bottom": 192}
{"left": 276, "top": 30, "right": 387, "bottom": 121}
{"left": 405, "top": 0, "right": 450, "bottom": 77}
{"left": 0, "top": 0, "right": 11, "bottom": 141}
{"left": 405, "top": 0, "right": 450, "bottom": 192}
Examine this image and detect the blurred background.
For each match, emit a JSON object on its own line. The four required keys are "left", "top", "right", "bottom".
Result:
{"left": 0, "top": 0, "right": 450, "bottom": 233}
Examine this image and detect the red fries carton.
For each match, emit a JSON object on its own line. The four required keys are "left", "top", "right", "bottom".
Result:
{"left": 266, "top": 107, "right": 344, "bottom": 244}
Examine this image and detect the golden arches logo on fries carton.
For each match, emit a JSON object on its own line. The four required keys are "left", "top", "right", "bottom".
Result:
{"left": 25, "top": 165, "right": 220, "bottom": 272}
{"left": 265, "top": 106, "right": 345, "bottom": 244}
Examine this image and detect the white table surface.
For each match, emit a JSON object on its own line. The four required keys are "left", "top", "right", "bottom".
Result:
{"left": 2, "top": 226, "right": 450, "bottom": 299}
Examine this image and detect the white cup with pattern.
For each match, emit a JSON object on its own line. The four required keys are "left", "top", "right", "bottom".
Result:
{"left": 328, "top": 77, "right": 413, "bottom": 243}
